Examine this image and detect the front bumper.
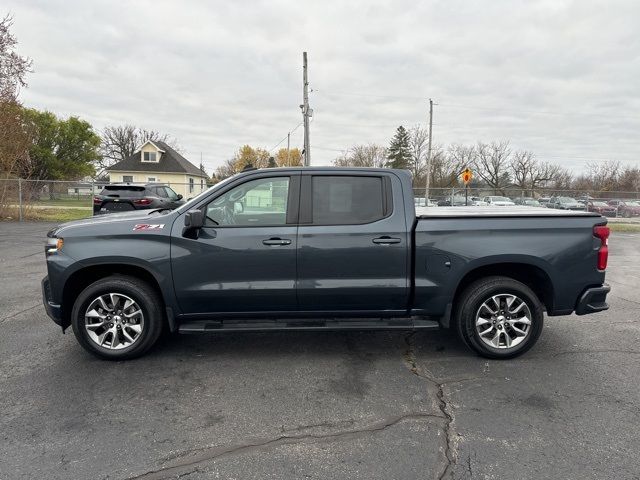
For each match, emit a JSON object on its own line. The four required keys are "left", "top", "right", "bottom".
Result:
{"left": 42, "top": 276, "right": 63, "bottom": 326}
{"left": 575, "top": 284, "right": 610, "bottom": 315}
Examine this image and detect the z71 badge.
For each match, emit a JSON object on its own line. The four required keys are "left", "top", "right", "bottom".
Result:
{"left": 133, "top": 224, "right": 165, "bottom": 231}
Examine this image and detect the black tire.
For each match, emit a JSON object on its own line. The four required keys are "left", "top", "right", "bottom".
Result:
{"left": 71, "top": 275, "right": 164, "bottom": 360}
{"left": 454, "top": 276, "right": 544, "bottom": 359}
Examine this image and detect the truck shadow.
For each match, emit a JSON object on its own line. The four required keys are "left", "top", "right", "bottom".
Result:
{"left": 151, "top": 327, "right": 470, "bottom": 361}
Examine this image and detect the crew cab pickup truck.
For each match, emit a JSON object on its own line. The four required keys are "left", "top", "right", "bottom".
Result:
{"left": 42, "top": 168, "right": 611, "bottom": 360}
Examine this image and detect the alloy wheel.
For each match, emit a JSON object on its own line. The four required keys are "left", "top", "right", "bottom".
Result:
{"left": 84, "top": 293, "right": 145, "bottom": 350}
{"left": 475, "top": 293, "right": 532, "bottom": 349}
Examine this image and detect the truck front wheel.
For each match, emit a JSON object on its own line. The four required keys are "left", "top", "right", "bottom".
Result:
{"left": 71, "top": 275, "right": 164, "bottom": 360}
{"left": 454, "top": 276, "right": 544, "bottom": 359}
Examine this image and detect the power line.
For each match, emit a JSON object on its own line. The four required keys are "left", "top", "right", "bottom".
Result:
{"left": 315, "top": 89, "right": 428, "bottom": 101}
{"left": 315, "top": 88, "right": 640, "bottom": 121}
{"left": 313, "top": 145, "right": 347, "bottom": 153}
{"left": 269, "top": 121, "right": 303, "bottom": 153}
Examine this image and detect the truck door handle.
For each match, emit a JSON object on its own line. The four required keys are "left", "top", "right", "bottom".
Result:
{"left": 372, "top": 236, "right": 401, "bottom": 245}
{"left": 262, "top": 238, "right": 291, "bottom": 246}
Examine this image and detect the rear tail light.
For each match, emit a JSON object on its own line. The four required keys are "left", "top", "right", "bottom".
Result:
{"left": 93, "top": 196, "right": 102, "bottom": 205}
{"left": 133, "top": 198, "right": 152, "bottom": 206}
{"left": 593, "top": 225, "right": 610, "bottom": 271}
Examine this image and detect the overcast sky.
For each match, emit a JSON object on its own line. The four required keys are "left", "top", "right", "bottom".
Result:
{"left": 5, "top": 0, "right": 640, "bottom": 174}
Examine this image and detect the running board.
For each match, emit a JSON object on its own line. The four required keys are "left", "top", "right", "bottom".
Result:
{"left": 178, "top": 318, "right": 440, "bottom": 334}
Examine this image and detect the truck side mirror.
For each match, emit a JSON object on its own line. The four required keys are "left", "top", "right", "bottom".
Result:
{"left": 184, "top": 209, "right": 204, "bottom": 228}
{"left": 176, "top": 194, "right": 183, "bottom": 201}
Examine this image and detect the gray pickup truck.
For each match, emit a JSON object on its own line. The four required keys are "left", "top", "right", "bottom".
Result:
{"left": 42, "top": 167, "right": 611, "bottom": 360}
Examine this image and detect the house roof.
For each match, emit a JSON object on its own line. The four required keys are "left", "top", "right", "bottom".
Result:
{"left": 107, "top": 141, "right": 206, "bottom": 177}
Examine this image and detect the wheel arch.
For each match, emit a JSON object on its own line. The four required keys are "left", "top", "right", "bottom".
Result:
{"left": 451, "top": 261, "right": 555, "bottom": 319}
{"left": 61, "top": 263, "right": 167, "bottom": 330}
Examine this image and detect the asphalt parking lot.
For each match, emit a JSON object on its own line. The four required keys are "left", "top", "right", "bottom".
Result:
{"left": 1, "top": 221, "right": 639, "bottom": 480}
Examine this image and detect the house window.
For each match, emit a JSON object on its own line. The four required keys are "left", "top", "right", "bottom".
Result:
{"left": 189, "top": 178, "right": 194, "bottom": 193}
{"left": 123, "top": 175, "right": 133, "bottom": 183}
{"left": 148, "top": 177, "right": 157, "bottom": 182}
{"left": 143, "top": 152, "right": 157, "bottom": 162}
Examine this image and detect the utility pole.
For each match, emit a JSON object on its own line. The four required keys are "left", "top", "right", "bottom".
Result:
{"left": 286, "top": 132, "right": 291, "bottom": 166}
{"left": 301, "top": 51, "right": 311, "bottom": 166}
{"left": 424, "top": 98, "right": 434, "bottom": 201}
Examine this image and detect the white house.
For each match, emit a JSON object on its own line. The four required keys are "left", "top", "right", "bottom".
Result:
{"left": 107, "top": 140, "right": 208, "bottom": 198}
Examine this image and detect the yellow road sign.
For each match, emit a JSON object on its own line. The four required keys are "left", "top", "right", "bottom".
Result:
{"left": 461, "top": 168, "right": 473, "bottom": 185}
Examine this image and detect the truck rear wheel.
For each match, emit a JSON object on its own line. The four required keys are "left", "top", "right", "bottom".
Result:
{"left": 454, "top": 276, "right": 543, "bottom": 359}
{"left": 71, "top": 275, "right": 164, "bottom": 360}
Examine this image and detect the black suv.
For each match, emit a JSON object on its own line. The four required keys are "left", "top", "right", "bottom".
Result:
{"left": 93, "top": 184, "right": 184, "bottom": 215}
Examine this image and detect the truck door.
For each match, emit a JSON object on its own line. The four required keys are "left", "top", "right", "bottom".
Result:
{"left": 296, "top": 172, "right": 409, "bottom": 313}
{"left": 171, "top": 174, "right": 300, "bottom": 314}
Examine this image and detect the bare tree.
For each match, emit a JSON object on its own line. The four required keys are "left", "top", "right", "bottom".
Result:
{"left": 511, "top": 150, "right": 560, "bottom": 195}
{"left": 98, "top": 125, "right": 178, "bottom": 176}
{"left": 473, "top": 141, "right": 512, "bottom": 193}
{"left": 428, "top": 143, "right": 472, "bottom": 189}
{"left": 586, "top": 160, "right": 621, "bottom": 192}
{"left": 0, "top": 14, "right": 32, "bottom": 101}
{"left": 333, "top": 144, "right": 387, "bottom": 168}
{"left": 617, "top": 166, "right": 640, "bottom": 194}
{"left": 215, "top": 158, "right": 239, "bottom": 180}
{"left": 548, "top": 167, "right": 573, "bottom": 192}
{"left": 408, "top": 125, "right": 428, "bottom": 179}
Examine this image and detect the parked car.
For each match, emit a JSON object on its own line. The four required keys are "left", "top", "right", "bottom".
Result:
{"left": 414, "top": 197, "right": 437, "bottom": 207}
{"left": 93, "top": 184, "right": 184, "bottom": 215}
{"left": 470, "top": 197, "right": 488, "bottom": 206}
{"left": 576, "top": 194, "right": 595, "bottom": 204}
{"left": 483, "top": 196, "right": 515, "bottom": 206}
{"left": 43, "top": 167, "right": 610, "bottom": 361}
{"left": 437, "top": 196, "right": 467, "bottom": 206}
{"left": 513, "top": 197, "right": 541, "bottom": 207}
{"left": 607, "top": 199, "right": 640, "bottom": 218}
{"left": 538, "top": 197, "right": 551, "bottom": 206}
{"left": 587, "top": 201, "right": 617, "bottom": 217}
{"left": 547, "top": 197, "right": 584, "bottom": 210}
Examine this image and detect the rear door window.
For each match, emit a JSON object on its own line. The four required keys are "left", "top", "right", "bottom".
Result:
{"left": 311, "top": 176, "right": 387, "bottom": 225}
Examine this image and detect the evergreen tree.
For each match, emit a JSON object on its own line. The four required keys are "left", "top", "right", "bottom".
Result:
{"left": 386, "top": 126, "right": 411, "bottom": 169}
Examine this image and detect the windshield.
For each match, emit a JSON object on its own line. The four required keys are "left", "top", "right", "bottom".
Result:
{"left": 491, "top": 197, "right": 511, "bottom": 202}
{"left": 176, "top": 175, "right": 237, "bottom": 213}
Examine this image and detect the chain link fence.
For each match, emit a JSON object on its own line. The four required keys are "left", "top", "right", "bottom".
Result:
{"left": 1, "top": 177, "right": 639, "bottom": 222}
{"left": 0, "top": 178, "right": 208, "bottom": 222}
{"left": 412, "top": 186, "right": 640, "bottom": 217}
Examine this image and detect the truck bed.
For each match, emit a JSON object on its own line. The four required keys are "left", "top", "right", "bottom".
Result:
{"left": 416, "top": 206, "right": 600, "bottom": 218}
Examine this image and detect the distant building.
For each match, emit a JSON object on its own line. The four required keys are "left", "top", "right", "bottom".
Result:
{"left": 66, "top": 181, "right": 107, "bottom": 195}
{"left": 106, "top": 140, "right": 208, "bottom": 198}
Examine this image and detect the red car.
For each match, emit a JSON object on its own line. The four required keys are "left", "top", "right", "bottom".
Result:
{"left": 607, "top": 199, "right": 640, "bottom": 218}
{"left": 587, "top": 201, "right": 617, "bottom": 217}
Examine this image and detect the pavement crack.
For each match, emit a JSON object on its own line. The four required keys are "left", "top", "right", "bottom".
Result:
{"left": 0, "top": 303, "right": 41, "bottom": 324}
{"left": 551, "top": 349, "right": 640, "bottom": 357}
{"left": 127, "top": 412, "right": 444, "bottom": 480}
{"left": 403, "top": 333, "right": 458, "bottom": 480}
{"left": 19, "top": 250, "right": 43, "bottom": 259}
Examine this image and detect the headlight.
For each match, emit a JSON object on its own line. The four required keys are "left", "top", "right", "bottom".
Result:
{"left": 46, "top": 237, "right": 64, "bottom": 255}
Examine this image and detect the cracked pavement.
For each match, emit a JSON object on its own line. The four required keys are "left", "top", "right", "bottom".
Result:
{"left": 0, "top": 223, "right": 638, "bottom": 479}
